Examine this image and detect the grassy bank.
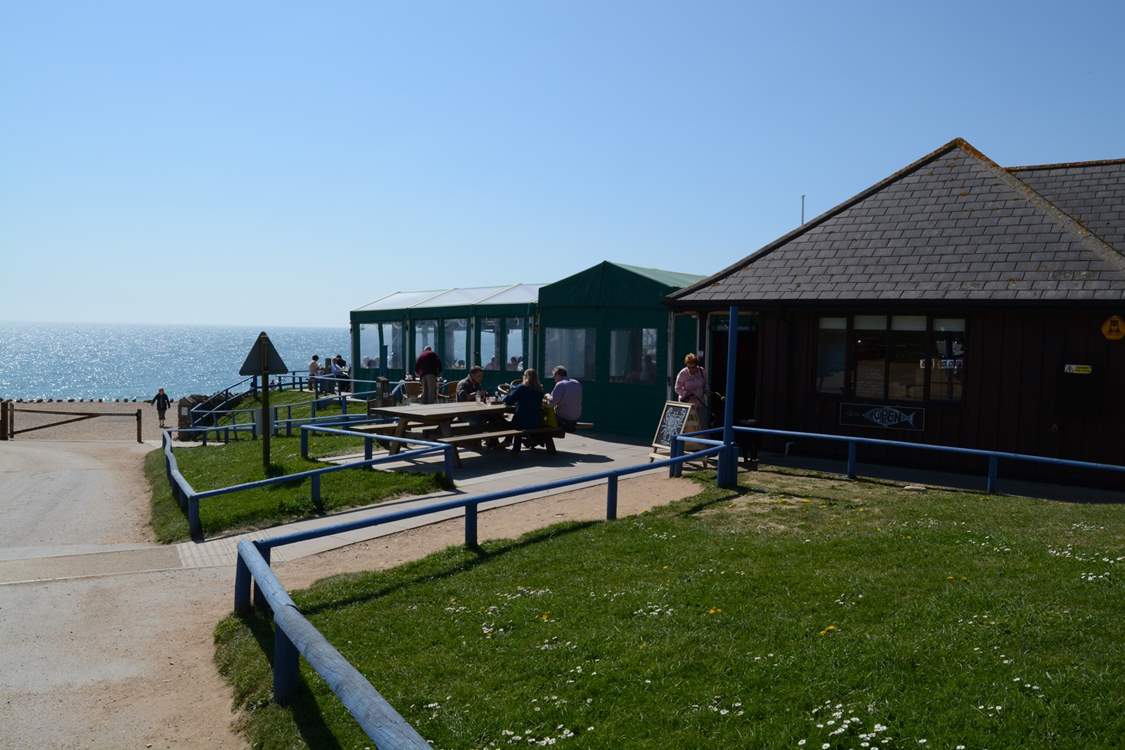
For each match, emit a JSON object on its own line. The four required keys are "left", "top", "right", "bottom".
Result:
{"left": 214, "top": 468, "right": 1124, "bottom": 749}
{"left": 216, "top": 390, "right": 350, "bottom": 427}
{"left": 146, "top": 434, "right": 444, "bottom": 542}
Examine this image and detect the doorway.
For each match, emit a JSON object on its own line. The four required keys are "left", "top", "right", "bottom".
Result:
{"left": 706, "top": 313, "right": 758, "bottom": 426}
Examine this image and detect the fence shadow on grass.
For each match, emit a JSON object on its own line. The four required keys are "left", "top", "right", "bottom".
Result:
{"left": 295, "top": 520, "right": 599, "bottom": 618}
{"left": 239, "top": 612, "right": 345, "bottom": 750}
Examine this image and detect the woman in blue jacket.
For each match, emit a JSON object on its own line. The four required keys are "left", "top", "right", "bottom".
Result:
{"left": 503, "top": 368, "right": 543, "bottom": 452}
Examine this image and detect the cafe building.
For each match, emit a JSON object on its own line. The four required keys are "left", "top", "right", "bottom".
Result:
{"left": 350, "top": 284, "right": 544, "bottom": 392}
{"left": 668, "top": 138, "right": 1125, "bottom": 481}
{"left": 349, "top": 262, "right": 703, "bottom": 440}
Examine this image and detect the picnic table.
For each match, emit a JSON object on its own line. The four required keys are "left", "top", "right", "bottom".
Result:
{"left": 367, "top": 401, "right": 511, "bottom": 454}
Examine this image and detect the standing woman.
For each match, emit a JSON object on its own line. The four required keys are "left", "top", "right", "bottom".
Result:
{"left": 674, "top": 353, "right": 708, "bottom": 428}
{"left": 150, "top": 387, "right": 172, "bottom": 429}
{"left": 503, "top": 368, "right": 543, "bottom": 452}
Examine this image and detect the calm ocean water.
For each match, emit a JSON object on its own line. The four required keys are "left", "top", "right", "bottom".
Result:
{"left": 0, "top": 321, "right": 350, "bottom": 400}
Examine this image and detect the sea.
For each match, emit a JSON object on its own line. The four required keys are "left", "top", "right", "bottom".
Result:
{"left": 0, "top": 321, "right": 350, "bottom": 400}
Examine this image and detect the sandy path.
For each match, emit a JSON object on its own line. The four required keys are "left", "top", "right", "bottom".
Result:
{"left": 0, "top": 435, "right": 697, "bottom": 749}
{"left": 0, "top": 567, "right": 240, "bottom": 750}
{"left": 0, "top": 441, "right": 154, "bottom": 549}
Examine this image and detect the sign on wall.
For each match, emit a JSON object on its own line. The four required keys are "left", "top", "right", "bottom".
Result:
{"left": 1102, "top": 315, "right": 1124, "bottom": 341}
{"left": 839, "top": 402, "right": 925, "bottom": 431}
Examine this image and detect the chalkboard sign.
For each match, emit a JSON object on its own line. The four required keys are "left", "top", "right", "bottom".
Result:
{"left": 652, "top": 400, "right": 695, "bottom": 450}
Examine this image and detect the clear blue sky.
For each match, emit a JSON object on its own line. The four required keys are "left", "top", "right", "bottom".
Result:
{"left": 2, "top": 1, "right": 1123, "bottom": 327}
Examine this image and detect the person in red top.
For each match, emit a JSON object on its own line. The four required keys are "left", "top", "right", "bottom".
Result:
{"left": 414, "top": 346, "right": 443, "bottom": 404}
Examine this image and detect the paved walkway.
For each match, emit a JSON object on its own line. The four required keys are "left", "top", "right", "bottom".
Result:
{"left": 0, "top": 433, "right": 654, "bottom": 581}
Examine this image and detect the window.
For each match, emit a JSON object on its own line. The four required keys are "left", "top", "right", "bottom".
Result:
{"left": 359, "top": 324, "right": 380, "bottom": 369}
{"left": 414, "top": 320, "right": 438, "bottom": 360}
{"left": 609, "top": 328, "right": 658, "bottom": 384}
{"left": 853, "top": 315, "right": 887, "bottom": 400}
{"left": 505, "top": 317, "right": 526, "bottom": 371}
{"left": 816, "top": 317, "right": 847, "bottom": 393}
{"left": 931, "top": 318, "right": 966, "bottom": 401}
{"left": 380, "top": 322, "right": 403, "bottom": 370}
{"left": 545, "top": 327, "right": 596, "bottom": 380}
{"left": 478, "top": 318, "right": 500, "bottom": 370}
{"left": 888, "top": 316, "right": 928, "bottom": 401}
{"left": 443, "top": 319, "right": 468, "bottom": 370}
{"left": 817, "top": 314, "right": 966, "bottom": 402}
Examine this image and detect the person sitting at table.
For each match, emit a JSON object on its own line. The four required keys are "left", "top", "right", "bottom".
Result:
{"left": 456, "top": 366, "right": 489, "bottom": 402}
{"left": 546, "top": 365, "right": 582, "bottom": 432}
{"left": 503, "top": 368, "right": 543, "bottom": 452}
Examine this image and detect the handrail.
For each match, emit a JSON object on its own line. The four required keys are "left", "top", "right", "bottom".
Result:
{"left": 698, "top": 425, "right": 1125, "bottom": 493}
{"left": 162, "top": 425, "right": 454, "bottom": 540}
{"left": 233, "top": 443, "right": 724, "bottom": 745}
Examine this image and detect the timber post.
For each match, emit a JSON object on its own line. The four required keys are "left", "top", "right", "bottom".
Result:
{"left": 135, "top": 409, "right": 142, "bottom": 443}
{"left": 0, "top": 401, "right": 8, "bottom": 441}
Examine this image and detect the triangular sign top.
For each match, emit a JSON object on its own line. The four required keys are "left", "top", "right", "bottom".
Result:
{"left": 239, "top": 332, "right": 289, "bottom": 375}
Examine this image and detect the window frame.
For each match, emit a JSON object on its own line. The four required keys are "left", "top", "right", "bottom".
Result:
{"left": 817, "top": 313, "right": 966, "bottom": 404}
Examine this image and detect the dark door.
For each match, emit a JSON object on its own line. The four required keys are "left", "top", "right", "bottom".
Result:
{"left": 708, "top": 314, "right": 758, "bottom": 425}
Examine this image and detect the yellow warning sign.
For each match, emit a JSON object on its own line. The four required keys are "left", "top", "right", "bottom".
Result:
{"left": 1102, "top": 315, "right": 1125, "bottom": 341}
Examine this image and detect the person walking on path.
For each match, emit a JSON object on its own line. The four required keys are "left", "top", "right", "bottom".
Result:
{"left": 503, "top": 368, "right": 544, "bottom": 453}
{"left": 674, "top": 352, "right": 709, "bottom": 428}
{"left": 149, "top": 388, "right": 173, "bottom": 428}
{"left": 546, "top": 365, "right": 582, "bottom": 432}
{"left": 414, "top": 346, "right": 443, "bottom": 404}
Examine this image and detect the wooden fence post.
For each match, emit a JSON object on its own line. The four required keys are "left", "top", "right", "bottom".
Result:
{"left": 1, "top": 401, "right": 8, "bottom": 441}
{"left": 136, "top": 409, "right": 142, "bottom": 443}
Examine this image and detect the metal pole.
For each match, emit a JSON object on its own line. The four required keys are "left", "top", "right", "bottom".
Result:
{"left": 718, "top": 305, "right": 739, "bottom": 489}
{"left": 273, "top": 627, "right": 300, "bottom": 705}
{"left": 606, "top": 475, "right": 618, "bottom": 521}
{"left": 260, "top": 333, "right": 271, "bottom": 472}
{"left": 847, "top": 441, "right": 857, "bottom": 479}
{"left": 987, "top": 456, "right": 999, "bottom": 494}
{"left": 234, "top": 554, "right": 251, "bottom": 615}
{"left": 465, "top": 502, "right": 478, "bottom": 547}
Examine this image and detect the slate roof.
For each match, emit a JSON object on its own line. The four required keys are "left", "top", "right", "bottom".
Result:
{"left": 671, "top": 138, "right": 1125, "bottom": 304}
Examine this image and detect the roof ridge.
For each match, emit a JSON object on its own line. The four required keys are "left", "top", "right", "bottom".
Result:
{"left": 990, "top": 160, "right": 1125, "bottom": 275}
{"left": 1007, "top": 157, "right": 1125, "bottom": 172}
{"left": 669, "top": 137, "right": 978, "bottom": 299}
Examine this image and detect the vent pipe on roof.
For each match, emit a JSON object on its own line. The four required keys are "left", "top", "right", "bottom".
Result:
{"left": 801, "top": 194, "right": 806, "bottom": 225}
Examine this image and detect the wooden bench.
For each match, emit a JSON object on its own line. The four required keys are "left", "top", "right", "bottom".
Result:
{"left": 438, "top": 427, "right": 565, "bottom": 466}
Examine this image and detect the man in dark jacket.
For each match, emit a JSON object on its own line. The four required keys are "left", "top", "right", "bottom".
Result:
{"left": 414, "top": 346, "right": 442, "bottom": 404}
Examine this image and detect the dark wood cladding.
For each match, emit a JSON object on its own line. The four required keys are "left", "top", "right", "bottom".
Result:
{"left": 752, "top": 306, "right": 1125, "bottom": 486}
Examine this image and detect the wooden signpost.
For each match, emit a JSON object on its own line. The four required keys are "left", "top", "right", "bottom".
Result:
{"left": 239, "top": 332, "right": 289, "bottom": 472}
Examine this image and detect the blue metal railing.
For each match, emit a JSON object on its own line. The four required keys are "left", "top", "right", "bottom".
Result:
{"left": 162, "top": 426, "right": 454, "bottom": 540}
{"left": 675, "top": 425, "right": 1125, "bottom": 493}
{"left": 233, "top": 442, "right": 724, "bottom": 746}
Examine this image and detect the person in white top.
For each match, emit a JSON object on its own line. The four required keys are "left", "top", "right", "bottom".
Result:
{"left": 546, "top": 366, "right": 583, "bottom": 431}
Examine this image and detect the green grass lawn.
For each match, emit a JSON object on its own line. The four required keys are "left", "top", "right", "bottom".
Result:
{"left": 213, "top": 468, "right": 1125, "bottom": 749}
{"left": 146, "top": 433, "right": 444, "bottom": 542}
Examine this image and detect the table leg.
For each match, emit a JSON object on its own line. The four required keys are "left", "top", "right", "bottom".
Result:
{"left": 390, "top": 419, "right": 407, "bottom": 455}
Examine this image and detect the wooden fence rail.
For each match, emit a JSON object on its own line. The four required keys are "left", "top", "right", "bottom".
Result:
{"left": 1, "top": 403, "right": 142, "bottom": 442}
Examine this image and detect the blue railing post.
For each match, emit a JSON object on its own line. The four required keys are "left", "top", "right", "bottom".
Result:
{"left": 987, "top": 456, "right": 999, "bottom": 494}
{"left": 188, "top": 494, "right": 201, "bottom": 539}
{"left": 606, "top": 475, "right": 618, "bottom": 520}
{"left": 465, "top": 503, "right": 478, "bottom": 547}
{"left": 311, "top": 474, "right": 321, "bottom": 505}
{"left": 273, "top": 626, "right": 300, "bottom": 705}
{"left": 234, "top": 553, "right": 251, "bottom": 615}
{"left": 342, "top": 397, "right": 348, "bottom": 415}
{"left": 364, "top": 437, "right": 373, "bottom": 463}
{"left": 847, "top": 441, "right": 857, "bottom": 479}
{"left": 670, "top": 437, "right": 683, "bottom": 478}
{"left": 311, "top": 397, "right": 318, "bottom": 418}
{"left": 717, "top": 305, "right": 739, "bottom": 489}
{"left": 300, "top": 428, "right": 309, "bottom": 459}
{"left": 202, "top": 429, "right": 208, "bottom": 447}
